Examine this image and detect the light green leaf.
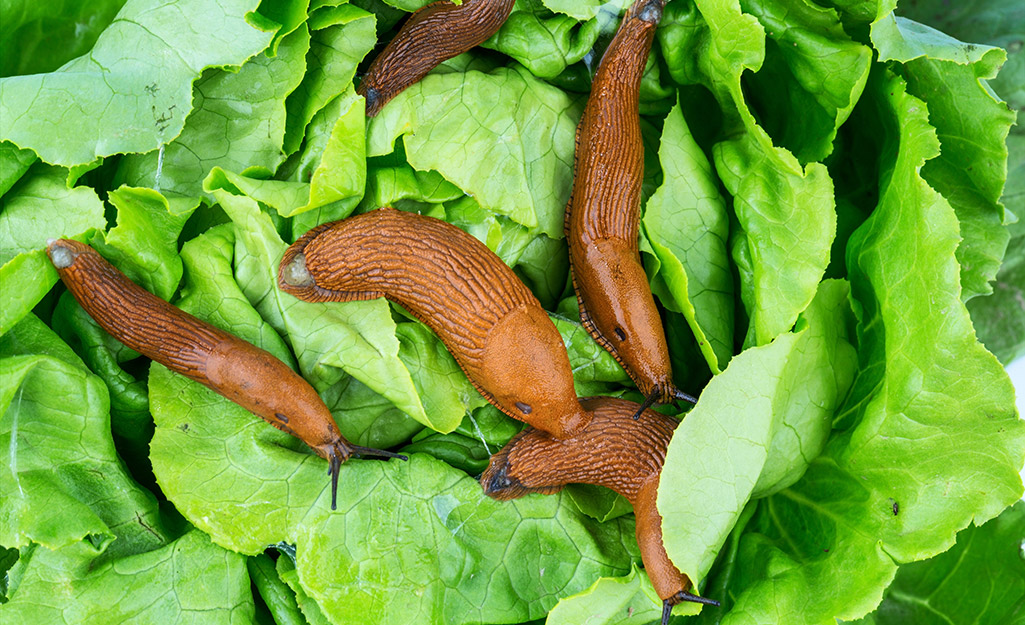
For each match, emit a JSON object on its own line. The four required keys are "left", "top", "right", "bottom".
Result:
{"left": 149, "top": 363, "right": 639, "bottom": 624}
{"left": 0, "top": 0, "right": 277, "bottom": 167}
{"left": 367, "top": 64, "right": 581, "bottom": 237}
{"left": 116, "top": 24, "right": 311, "bottom": 200}
{"left": 0, "top": 315, "right": 166, "bottom": 554}
{"left": 483, "top": 0, "right": 600, "bottom": 79}
{"left": 540, "top": 0, "right": 630, "bottom": 21}
{"left": 213, "top": 87, "right": 367, "bottom": 219}
{"left": 658, "top": 279, "right": 857, "bottom": 587}
{"left": 545, "top": 564, "right": 670, "bottom": 624}
{"left": 2, "top": 530, "right": 252, "bottom": 625}
{"left": 0, "top": 164, "right": 106, "bottom": 334}
{"left": 284, "top": 4, "right": 377, "bottom": 154}
{"left": 91, "top": 186, "right": 199, "bottom": 300}
{"left": 848, "top": 501, "right": 1025, "bottom": 625}
{"left": 0, "top": 142, "right": 35, "bottom": 196}
{"left": 698, "top": 68, "right": 1025, "bottom": 625}
{"left": 872, "top": 14, "right": 1016, "bottom": 300}
{"left": 642, "top": 98, "right": 733, "bottom": 373}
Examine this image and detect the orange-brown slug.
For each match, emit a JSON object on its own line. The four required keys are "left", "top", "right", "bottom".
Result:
{"left": 278, "top": 208, "right": 592, "bottom": 439}
{"left": 46, "top": 239, "right": 404, "bottom": 510}
{"left": 565, "top": 0, "right": 696, "bottom": 415}
{"left": 481, "top": 396, "right": 718, "bottom": 622}
{"left": 357, "top": 0, "right": 515, "bottom": 117}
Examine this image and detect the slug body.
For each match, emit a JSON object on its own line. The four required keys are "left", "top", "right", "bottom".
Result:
{"left": 481, "top": 396, "right": 717, "bottom": 620}
{"left": 566, "top": 0, "right": 688, "bottom": 409}
{"left": 357, "top": 0, "right": 515, "bottom": 117}
{"left": 47, "top": 239, "right": 403, "bottom": 510}
{"left": 278, "top": 208, "right": 591, "bottom": 439}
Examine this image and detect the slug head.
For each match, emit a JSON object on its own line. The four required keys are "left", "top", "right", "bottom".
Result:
{"left": 579, "top": 239, "right": 676, "bottom": 403}
{"left": 46, "top": 238, "right": 82, "bottom": 269}
{"left": 631, "top": 0, "right": 665, "bottom": 24}
{"left": 480, "top": 305, "right": 591, "bottom": 438}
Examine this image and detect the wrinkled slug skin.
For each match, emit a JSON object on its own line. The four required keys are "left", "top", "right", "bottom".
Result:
{"left": 278, "top": 208, "right": 591, "bottom": 439}
{"left": 46, "top": 239, "right": 353, "bottom": 465}
{"left": 566, "top": 0, "right": 678, "bottom": 404}
{"left": 357, "top": 0, "right": 515, "bottom": 117}
{"left": 480, "top": 396, "right": 693, "bottom": 603}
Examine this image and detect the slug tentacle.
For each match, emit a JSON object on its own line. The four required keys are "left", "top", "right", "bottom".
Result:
{"left": 480, "top": 396, "right": 717, "bottom": 611}
{"left": 565, "top": 0, "right": 699, "bottom": 411}
{"left": 46, "top": 239, "right": 405, "bottom": 514}
{"left": 278, "top": 208, "right": 592, "bottom": 439}
{"left": 357, "top": 0, "right": 515, "bottom": 117}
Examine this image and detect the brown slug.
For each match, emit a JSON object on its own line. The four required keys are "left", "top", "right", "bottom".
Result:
{"left": 565, "top": 0, "right": 696, "bottom": 415}
{"left": 46, "top": 239, "right": 405, "bottom": 510}
{"left": 277, "top": 207, "right": 592, "bottom": 439}
{"left": 357, "top": 0, "right": 515, "bottom": 117}
{"left": 480, "top": 396, "right": 719, "bottom": 621}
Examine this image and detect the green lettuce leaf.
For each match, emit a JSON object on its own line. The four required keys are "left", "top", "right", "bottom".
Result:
{"left": 545, "top": 564, "right": 669, "bottom": 624}
{"left": 642, "top": 98, "right": 733, "bottom": 373}
{"left": 2, "top": 530, "right": 252, "bottom": 625}
{"left": 0, "top": 314, "right": 166, "bottom": 554}
{"left": 0, "top": 142, "right": 35, "bottom": 196}
{"left": 484, "top": 0, "right": 600, "bottom": 79}
{"left": 0, "top": 0, "right": 128, "bottom": 78}
{"left": 116, "top": 25, "right": 311, "bottom": 200}
{"left": 0, "top": 164, "right": 106, "bottom": 334}
{"left": 0, "top": 0, "right": 279, "bottom": 167}
{"left": 659, "top": 0, "right": 838, "bottom": 346}
{"left": 213, "top": 87, "right": 368, "bottom": 220}
{"left": 677, "top": 68, "right": 1025, "bottom": 625}
{"left": 849, "top": 501, "right": 1025, "bottom": 625}
{"left": 284, "top": 4, "right": 377, "bottom": 154}
{"left": 149, "top": 361, "right": 639, "bottom": 623}
{"left": 92, "top": 187, "right": 200, "bottom": 300}
{"left": 658, "top": 278, "right": 857, "bottom": 589}
{"left": 872, "top": 13, "right": 1016, "bottom": 301}
{"left": 367, "top": 63, "right": 581, "bottom": 237}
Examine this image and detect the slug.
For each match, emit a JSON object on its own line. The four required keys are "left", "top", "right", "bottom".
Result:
{"left": 357, "top": 0, "right": 515, "bottom": 117}
{"left": 481, "top": 396, "right": 719, "bottom": 622}
{"left": 46, "top": 239, "right": 405, "bottom": 510}
{"left": 565, "top": 0, "right": 696, "bottom": 416}
{"left": 277, "top": 208, "right": 591, "bottom": 439}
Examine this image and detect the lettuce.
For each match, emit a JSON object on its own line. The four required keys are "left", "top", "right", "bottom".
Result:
{"left": 1, "top": 0, "right": 1023, "bottom": 624}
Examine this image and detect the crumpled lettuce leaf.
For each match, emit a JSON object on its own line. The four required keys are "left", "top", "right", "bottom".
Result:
{"left": 848, "top": 501, "right": 1025, "bottom": 625}
{"left": 0, "top": 314, "right": 167, "bottom": 554}
{"left": 658, "top": 278, "right": 857, "bottom": 589}
{"left": 544, "top": 564, "right": 667, "bottom": 625}
{"left": 149, "top": 359, "right": 639, "bottom": 624}
{"left": 659, "top": 0, "right": 843, "bottom": 347}
{"left": 367, "top": 63, "right": 581, "bottom": 237}
{"left": 666, "top": 68, "right": 1024, "bottom": 625}
{"left": 0, "top": 0, "right": 279, "bottom": 167}
{"left": 0, "top": 164, "right": 106, "bottom": 334}
{"left": 2, "top": 530, "right": 252, "bottom": 625}
{"left": 484, "top": 0, "right": 600, "bottom": 79}
{"left": 642, "top": 98, "right": 733, "bottom": 373}
{"left": 872, "top": 13, "right": 1016, "bottom": 302}
{"left": 116, "top": 25, "right": 311, "bottom": 200}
